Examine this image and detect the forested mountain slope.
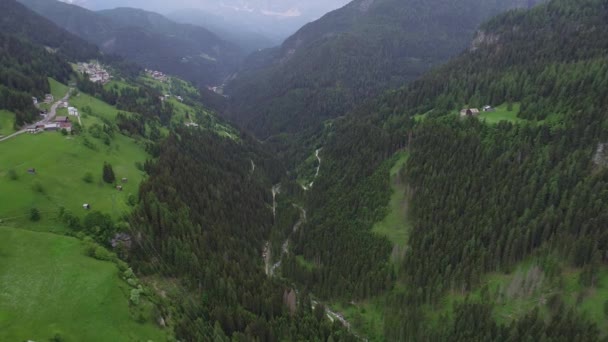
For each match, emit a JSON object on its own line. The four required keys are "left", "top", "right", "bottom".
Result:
{"left": 17, "top": 0, "right": 243, "bottom": 86}
{"left": 225, "top": 0, "right": 542, "bottom": 139}
{"left": 284, "top": 0, "right": 608, "bottom": 339}
{"left": 0, "top": 0, "right": 97, "bottom": 126}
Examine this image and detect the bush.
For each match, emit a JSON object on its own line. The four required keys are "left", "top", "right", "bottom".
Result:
{"left": 7, "top": 169, "right": 18, "bottom": 181}
{"left": 30, "top": 208, "right": 41, "bottom": 222}
{"left": 83, "top": 172, "right": 94, "bottom": 183}
{"left": 85, "top": 243, "right": 116, "bottom": 262}
{"left": 31, "top": 181, "right": 45, "bottom": 194}
{"left": 61, "top": 128, "right": 68, "bottom": 136}
{"left": 102, "top": 162, "right": 116, "bottom": 184}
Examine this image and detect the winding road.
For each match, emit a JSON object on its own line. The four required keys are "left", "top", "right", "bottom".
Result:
{"left": 0, "top": 88, "right": 72, "bottom": 143}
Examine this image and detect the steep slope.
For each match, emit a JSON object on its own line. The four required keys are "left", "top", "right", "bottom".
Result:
{"left": 0, "top": 0, "right": 98, "bottom": 126}
{"left": 285, "top": 0, "right": 608, "bottom": 339}
{"left": 0, "top": 0, "right": 99, "bottom": 61}
{"left": 226, "top": 0, "right": 541, "bottom": 139}
{"left": 18, "top": 0, "right": 243, "bottom": 86}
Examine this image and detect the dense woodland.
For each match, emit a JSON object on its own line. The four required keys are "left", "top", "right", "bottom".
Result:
{"left": 127, "top": 128, "right": 357, "bottom": 340}
{"left": 0, "top": 32, "right": 71, "bottom": 126}
{"left": 3, "top": 0, "right": 608, "bottom": 340}
{"left": 284, "top": 0, "right": 608, "bottom": 340}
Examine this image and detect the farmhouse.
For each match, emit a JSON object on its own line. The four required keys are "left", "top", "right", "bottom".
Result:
{"left": 55, "top": 116, "right": 69, "bottom": 123}
{"left": 68, "top": 107, "right": 79, "bottom": 116}
{"left": 460, "top": 108, "right": 480, "bottom": 117}
{"left": 59, "top": 122, "right": 72, "bottom": 132}
{"left": 44, "top": 94, "right": 54, "bottom": 103}
{"left": 44, "top": 123, "right": 60, "bottom": 131}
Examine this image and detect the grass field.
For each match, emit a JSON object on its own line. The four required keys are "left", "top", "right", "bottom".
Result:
{"left": 104, "top": 79, "right": 138, "bottom": 93}
{"left": 0, "top": 131, "right": 147, "bottom": 231}
{"left": 70, "top": 91, "right": 132, "bottom": 122}
{"left": 478, "top": 103, "right": 525, "bottom": 124}
{"left": 329, "top": 296, "right": 389, "bottom": 341}
{"left": 0, "top": 227, "right": 167, "bottom": 342}
{"left": 0, "top": 110, "right": 15, "bottom": 137}
{"left": 49, "top": 78, "right": 70, "bottom": 100}
{"left": 372, "top": 152, "right": 411, "bottom": 247}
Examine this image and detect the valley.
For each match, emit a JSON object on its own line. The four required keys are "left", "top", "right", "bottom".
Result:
{"left": 2, "top": 0, "right": 608, "bottom": 340}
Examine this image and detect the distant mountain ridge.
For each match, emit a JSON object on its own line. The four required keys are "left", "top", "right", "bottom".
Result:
{"left": 18, "top": 0, "right": 243, "bottom": 86}
{"left": 226, "top": 0, "right": 543, "bottom": 139}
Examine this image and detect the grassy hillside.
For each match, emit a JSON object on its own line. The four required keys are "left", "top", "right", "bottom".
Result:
{"left": 0, "top": 227, "right": 167, "bottom": 342}
{"left": 0, "top": 129, "right": 147, "bottom": 231}
{"left": 372, "top": 152, "right": 411, "bottom": 248}
{"left": 0, "top": 79, "right": 149, "bottom": 231}
{"left": 0, "top": 110, "right": 15, "bottom": 136}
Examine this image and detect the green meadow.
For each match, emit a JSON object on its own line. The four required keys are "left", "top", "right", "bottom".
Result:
{"left": 49, "top": 78, "right": 70, "bottom": 100}
{"left": 0, "top": 131, "right": 147, "bottom": 231}
{"left": 0, "top": 227, "right": 167, "bottom": 342}
{"left": 0, "top": 110, "right": 15, "bottom": 136}
{"left": 478, "top": 103, "right": 525, "bottom": 124}
{"left": 70, "top": 91, "right": 134, "bottom": 122}
{"left": 372, "top": 152, "right": 411, "bottom": 247}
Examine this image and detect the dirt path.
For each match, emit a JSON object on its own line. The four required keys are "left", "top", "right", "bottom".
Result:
{"left": 0, "top": 88, "right": 72, "bottom": 143}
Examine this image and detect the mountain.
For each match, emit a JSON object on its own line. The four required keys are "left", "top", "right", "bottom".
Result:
{"left": 285, "top": 0, "right": 608, "bottom": 339}
{"left": 167, "top": 8, "right": 278, "bottom": 53}
{"left": 0, "top": 0, "right": 98, "bottom": 126}
{"left": 18, "top": 0, "right": 243, "bottom": 86}
{"left": 225, "top": 0, "right": 542, "bottom": 139}
{"left": 70, "top": 0, "right": 352, "bottom": 43}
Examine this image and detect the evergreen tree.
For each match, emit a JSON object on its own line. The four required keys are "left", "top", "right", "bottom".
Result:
{"left": 102, "top": 162, "right": 115, "bottom": 184}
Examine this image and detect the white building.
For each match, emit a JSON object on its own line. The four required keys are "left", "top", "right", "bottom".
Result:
{"left": 68, "top": 107, "right": 79, "bottom": 116}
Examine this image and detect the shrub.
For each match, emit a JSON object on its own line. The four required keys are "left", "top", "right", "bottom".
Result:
{"left": 102, "top": 162, "right": 115, "bottom": 184}
{"left": 85, "top": 243, "right": 116, "bottom": 262}
{"left": 61, "top": 128, "right": 68, "bottom": 136}
{"left": 7, "top": 169, "right": 18, "bottom": 181}
{"left": 83, "top": 172, "right": 94, "bottom": 183}
{"left": 30, "top": 208, "right": 41, "bottom": 222}
{"left": 31, "top": 181, "right": 45, "bottom": 194}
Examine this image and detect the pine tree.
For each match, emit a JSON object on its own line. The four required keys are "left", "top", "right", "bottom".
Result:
{"left": 102, "top": 162, "right": 115, "bottom": 184}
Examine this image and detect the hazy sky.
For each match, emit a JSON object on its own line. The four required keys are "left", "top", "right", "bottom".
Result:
{"left": 75, "top": 0, "right": 352, "bottom": 19}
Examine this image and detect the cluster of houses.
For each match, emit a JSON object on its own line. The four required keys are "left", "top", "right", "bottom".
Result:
{"left": 77, "top": 62, "right": 111, "bottom": 84}
{"left": 27, "top": 116, "right": 72, "bottom": 134}
{"left": 146, "top": 69, "right": 168, "bottom": 82}
{"left": 159, "top": 94, "right": 184, "bottom": 102}
{"left": 460, "top": 105, "right": 495, "bottom": 117}
{"left": 207, "top": 85, "right": 228, "bottom": 98}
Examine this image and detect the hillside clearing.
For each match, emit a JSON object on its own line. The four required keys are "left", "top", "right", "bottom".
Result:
{"left": 0, "top": 110, "right": 15, "bottom": 137}
{"left": 478, "top": 103, "right": 525, "bottom": 124}
{"left": 371, "top": 152, "right": 411, "bottom": 247}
